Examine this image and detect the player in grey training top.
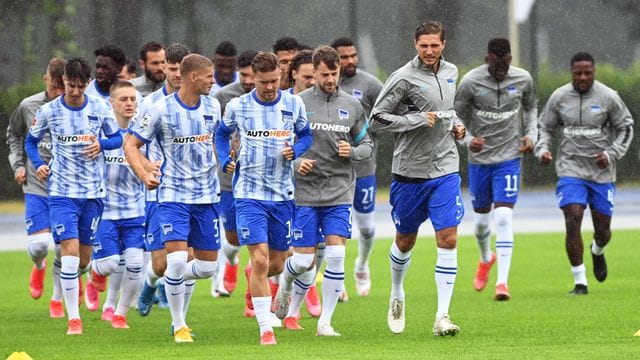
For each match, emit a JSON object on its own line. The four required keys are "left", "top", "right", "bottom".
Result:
{"left": 331, "top": 37, "right": 384, "bottom": 299}
{"left": 370, "top": 21, "right": 466, "bottom": 337}
{"left": 274, "top": 46, "right": 372, "bottom": 336}
{"left": 535, "top": 52, "right": 634, "bottom": 295}
{"left": 6, "top": 58, "right": 66, "bottom": 317}
{"left": 454, "top": 38, "right": 538, "bottom": 301}
{"left": 211, "top": 49, "right": 257, "bottom": 300}
{"left": 130, "top": 41, "right": 166, "bottom": 96}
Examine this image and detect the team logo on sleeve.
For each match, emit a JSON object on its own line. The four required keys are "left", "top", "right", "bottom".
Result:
{"left": 338, "top": 109, "right": 349, "bottom": 120}
{"left": 352, "top": 89, "right": 363, "bottom": 100}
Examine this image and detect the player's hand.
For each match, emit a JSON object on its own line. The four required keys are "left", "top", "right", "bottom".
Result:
{"left": 282, "top": 141, "right": 295, "bottom": 161}
{"left": 452, "top": 124, "right": 466, "bottom": 140}
{"left": 143, "top": 170, "right": 161, "bottom": 190}
{"left": 595, "top": 152, "right": 609, "bottom": 169}
{"left": 426, "top": 112, "right": 439, "bottom": 127}
{"left": 469, "top": 137, "right": 485, "bottom": 153}
{"left": 539, "top": 151, "right": 553, "bottom": 166}
{"left": 84, "top": 135, "right": 101, "bottom": 160}
{"left": 14, "top": 167, "right": 26, "bottom": 185}
{"left": 519, "top": 136, "right": 534, "bottom": 154}
{"left": 225, "top": 149, "right": 237, "bottom": 173}
{"left": 297, "top": 158, "right": 316, "bottom": 175}
{"left": 337, "top": 140, "right": 351, "bottom": 158}
{"left": 36, "top": 165, "right": 50, "bottom": 181}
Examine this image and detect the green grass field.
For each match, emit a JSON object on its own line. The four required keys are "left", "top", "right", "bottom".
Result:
{"left": 2, "top": 230, "right": 640, "bottom": 359}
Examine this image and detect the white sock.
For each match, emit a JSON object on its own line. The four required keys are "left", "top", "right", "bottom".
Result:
{"left": 287, "top": 268, "right": 315, "bottom": 318}
{"left": 318, "top": 245, "right": 345, "bottom": 326}
{"left": 571, "top": 264, "right": 587, "bottom": 285}
{"left": 184, "top": 259, "right": 217, "bottom": 280}
{"left": 354, "top": 211, "right": 375, "bottom": 271}
{"left": 146, "top": 261, "right": 161, "bottom": 288}
{"left": 283, "top": 252, "right": 315, "bottom": 292}
{"left": 103, "top": 256, "right": 125, "bottom": 311}
{"left": 315, "top": 242, "right": 326, "bottom": 274}
{"left": 473, "top": 212, "right": 492, "bottom": 263}
{"left": 389, "top": 241, "right": 411, "bottom": 300}
{"left": 591, "top": 241, "right": 605, "bottom": 255}
{"left": 60, "top": 255, "right": 80, "bottom": 319}
{"left": 51, "top": 245, "right": 62, "bottom": 301}
{"left": 223, "top": 241, "right": 240, "bottom": 265}
{"left": 92, "top": 255, "right": 120, "bottom": 277}
{"left": 494, "top": 207, "right": 514, "bottom": 286}
{"left": 183, "top": 280, "right": 196, "bottom": 319}
{"left": 435, "top": 247, "right": 457, "bottom": 319}
{"left": 115, "top": 248, "right": 144, "bottom": 316}
{"left": 253, "top": 296, "right": 273, "bottom": 335}
{"left": 165, "top": 251, "right": 188, "bottom": 329}
{"left": 27, "top": 233, "right": 50, "bottom": 269}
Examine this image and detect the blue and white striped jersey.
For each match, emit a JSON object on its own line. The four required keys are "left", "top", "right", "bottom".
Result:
{"left": 130, "top": 92, "right": 221, "bottom": 204}
{"left": 221, "top": 89, "right": 309, "bottom": 201}
{"left": 102, "top": 128, "right": 145, "bottom": 220}
{"left": 135, "top": 86, "right": 169, "bottom": 202}
{"left": 28, "top": 94, "right": 119, "bottom": 198}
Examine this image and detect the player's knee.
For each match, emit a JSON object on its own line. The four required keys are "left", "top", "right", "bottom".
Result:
{"left": 27, "top": 233, "right": 50, "bottom": 259}
{"left": 93, "top": 255, "right": 120, "bottom": 276}
{"left": 165, "top": 251, "right": 188, "bottom": 278}
{"left": 325, "top": 245, "right": 346, "bottom": 260}
{"left": 594, "top": 228, "right": 611, "bottom": 245}
{"left": 124, "top": 248, "right": 144, "bottom": 270}
{"left": 290, "top": 252, "right": 315, "bottom": 273}
{"left": 493, "top": 207, "right": 513, "bottom": 228}
{"left": 194, "top": 259, "right": 216, "bottom": 279}
{"left": 251, "top": 254, "right": 269, "bottom": 274}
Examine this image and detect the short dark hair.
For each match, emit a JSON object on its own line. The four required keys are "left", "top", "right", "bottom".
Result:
{"left": 330, "top": 37, "right": 355, "bottom": 50}
{"left": 165, "top": 43, "right": 191, "bottom": 64}
{"left": 180, "top": 54, "right": 213, "bottom": 76}
{"left": 140, "top": 41, "right": 164, "bottom": 62}
{"left": 273, "top": 37, "right": 299, "bottom": 53}
{"left": 297, "top": 43, "right": 313, "bottom": 51}
{"left": 288, "top": 49, "right": 314, "bottom": 86}
{"left": 571, "top": 52, "right": 595, "bottom": 67}
{"left": 125, "top": 59, "right": 137, "bottom": 75}
{"left": 215, "top": 41, "right": 238, "bottom": 57}
{"left": 47, "top": 57, "right": 67, "bottom": 84}
{"left": 488, "top": 38, "right": 511, "bottom": 56}
{"left": 94, "top": 45, "right": 127, "bottom": 67}
{"left": 64, "top": 57, "right": 91, "bottom": 83}
{"left": 415, "top": 21, "right": 445, "bottom": 42}
{"left": 238, "top": 50, "right": 258, "bottom": 68}
{"left": 312, "top": 46, "right": 340, "bottom": 70}
{"left": 252, "top": 52, "right": 279, "bottom": 73}
{"left": 109, "top": 79, "right": 135, "bottom": 95}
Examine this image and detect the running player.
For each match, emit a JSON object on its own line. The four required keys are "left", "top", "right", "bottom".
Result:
{"left": 131, "top": 41, "right": 165, "bottom": 96}
{"left": 90, "top": 80, "right": 144, "bottom": 329}
{"left": 454, "top": 38, "right": 538, "bottom": 300}
{"left": 273, "top": 37, "right": 299, "bottom": 90}
{"left": 370, "top": 21, "right": 466, "bottom": 336}
{"left": 535, "top": 51, "right": 634, "bottom": 295}
{"left": 126, "top": 54, "right": 222, "bottom": 343}
{"left": 215, "top": 52, "right": 312, "bottom": 345}
{"left": 6, "top": 58, "right": 66, "bottom": 317}
{"left": 331, "top": 36, "right": 384, "bottom": 298}
{"left": 25, "top": 58, "right": 122, "bottom": 335}
{"left": 85, "top": 45, "right": 127, "bottom": 100}
{"left": 274, "top": 46, "right": 372, "bottom": 336}
{"left": 209, "top": 41, "right": 239, "bottom": 96}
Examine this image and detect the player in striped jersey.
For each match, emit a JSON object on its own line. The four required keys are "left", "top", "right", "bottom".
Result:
{"left": 135, "top": 43, "right": 191, "bottom": 316}
{"left": 90, "top": 81, "right": 144, "bottom": 329}
{"left": 85, "top": 45, "right": 127, "bottom": 100}
{"left": 126, "top": 54, "right": 222, "bottom": 343}
{"left": 25, "top": 58, "right": 122, "bottom": 335}
{"left": 6, "top": 58, "right": 66, "bottom": 317}
{"left": 215, "top": 52, "right": 312, "bottom": 345}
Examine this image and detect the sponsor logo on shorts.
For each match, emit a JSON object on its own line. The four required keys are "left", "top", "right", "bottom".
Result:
{"left": 240, "top": 227, "right": 250, "bottom": 239}
{"left": 245, "top": 130, "right": 291, "bottom": 138}
{"left": 505, "top": 192, "right": 518, "bottom": 198}
{"left": 25, "top": 219, "right": 33, "bottom": 230}
{"left": 162, "top": 223, "right": 173, "bottom": 235}
{"left": 171, "top": 134, "right": 212, "bottom": 144}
